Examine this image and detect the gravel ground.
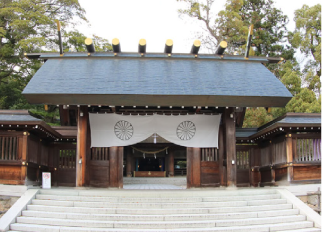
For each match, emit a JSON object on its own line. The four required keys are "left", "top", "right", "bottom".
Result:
{"left": 0, "top": 196, "right": 19, "bottom": 218}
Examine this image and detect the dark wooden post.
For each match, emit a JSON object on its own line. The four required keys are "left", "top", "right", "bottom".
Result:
{"left": 190, "top": 40, "right": 201, "bottom": 54}
{"left": 270, "top": 141, "right": 275, "bottom": 183}
{"left": 168, "top": 149, "right": 174, "bottom": 177}
{"left": 218, "top": 124, "right": 226, "bottom": 186}
{"left": 118, "top": 147, "right": 123, "bottom": 188}
{"left": 76, "top": 106, "right": 88, "bottom": 187}
{"left": 21, "top": 131, "right": 28, "bottom": 184}
{"left": 126, "top": 148, "right": 132, "bottom": 177}
{"left": 59, "top": 105, "right": 70, "bottom": 126}
{"left": 286, "top": 134, "right": 294, "bottom": 182}
{"left": 223, "top": 108, "right": 237, "bottom": 187}
{"left": 109, "top": 146, "right": 123, "bottom": 188}
{"left": 250, "top": 146, "right": 261, "bottom": 187}
{"left": 109, "top": 146, "right": 118, "bottom": 187}
{"left": 187, "top": 147, "right": 200, "bottom": 188}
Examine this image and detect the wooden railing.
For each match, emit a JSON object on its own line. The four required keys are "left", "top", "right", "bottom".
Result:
{"left": 296, "top": 138, "right": 321, "bottom": 162}
{"left": 174, "top": 169, "right": 187, "bottom": 176}
{"left": 0, "top": 136, "right": 18, "bottom": 161}
{"left": 59, "top": 149, "right": 76, "bottom": 169}
{"left": 91, "top": 147, "right": 109, "bottom": 161}
{"left": 237, "top": 150, "right": 249, "bottom": 169}
{"left": 201, "top": 148, "right": 218, "bottom": 161}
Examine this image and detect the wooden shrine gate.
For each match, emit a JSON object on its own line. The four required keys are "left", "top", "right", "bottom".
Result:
{"left": 52, "top": 143, "right": 76, "bottom": 186}
{"left": 200, "top": 148, "right": 220, "bottom": 187}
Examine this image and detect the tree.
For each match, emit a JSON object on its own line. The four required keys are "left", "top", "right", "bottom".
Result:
{"left": 242, "top": 107, "right": 273, "bottom": 128}
{"left": 177, "top": 0, "right": 291, "bottom": 57}
{"left": 0, "top": 0, "right": 112, "bottom": 124}
{"left": 285, "top": 88, "right": 321, "bottom": 113}
{"left": 289, "top": 4, "right": 321, "bottom": 94}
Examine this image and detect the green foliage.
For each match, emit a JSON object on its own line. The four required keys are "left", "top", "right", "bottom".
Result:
{"left": 29, "top": 105, "right": 60, "bottom": 125}
{"left": 289, "top": 4, "right": 321, "bottom": 93}
{"left": 177, "top": 0, "right": 291, "bottom": 56}
{"left": 279, "top": 61, "right": 302, "bottom": 95}
{"left": 285, "top": 88, "right": 321, "bottom": 113}
{"left": 0, "top": 0, "right": 112, "bottom": 124}
{"left": 242, "top": 107, "right": 273, "bottom": 128}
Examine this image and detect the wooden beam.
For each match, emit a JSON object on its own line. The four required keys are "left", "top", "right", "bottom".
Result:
{"left": 164, "top": 39, "right": 173, "bottom": 54}
{"left": 54, "top": 20, "right": 63, "bottom": 55}
{"left": 215, "top": 41, "right": 227, "bottom": 55}
{"left": 244, "top": 24, "right": 254, "bottom": 59}
{"left": 138, "top": 39, "right": 146, "bottom": 53}
{"left": 168, "top": 149, "right": 174, "bottom": 177}
{"left": 187, "top": 147, "right": 201, "bottom": 188}
{"left": 85, "top": 38, "right": 95, "bottom": 53}
{"left": 126, "top": 147, "right": 132, "bottom": 177}
{"left": 286, "top": 134, "right": 294, "bottom": 182}
{"left": 109, "top": 146, "right": 123, "bottom": 188}
{"left": 117, "top": 147, "right": 123, "bottom": 188}
{"left": 112, "top": 38, "right": 121, "bottom": 53}
{"left": 76, "top": 106, "right": 88, "bottom": 187}
{"left": 190, "top": 40, "right": 201, "bottom": 55}
{"left": 59, "top": 105, "right": 70, "bottom": 126}
{"left": 218, "top": 124, "right": 226, "bottom": 186}
{"left": 109, "top": 146, "right": 118, "bottom": 187}
{"left": 20, "top": 131, "right": 28, "bottom": 183}
{"left": 224, "top": 108, "right": 237, "bottom": 187}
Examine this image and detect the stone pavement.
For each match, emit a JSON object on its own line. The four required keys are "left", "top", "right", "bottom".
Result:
{"left": 123, "top": 184, "right": 185, "bottom": 189}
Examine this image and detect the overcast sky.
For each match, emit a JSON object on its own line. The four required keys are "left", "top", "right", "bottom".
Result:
{"left": 77, "top": 0, "right": 321, "bottom": 53}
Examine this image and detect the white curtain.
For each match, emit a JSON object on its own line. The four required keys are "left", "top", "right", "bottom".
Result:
{"left": 89, "top": 113, "right": 221, "bottom": 148}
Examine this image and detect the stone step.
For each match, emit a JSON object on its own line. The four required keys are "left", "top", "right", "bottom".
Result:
{"left": 10, "top": 221, "right": 312, "bottom": 232}
{"left": 36, "top": 194, "right": 203, "bottom": 203}
{"left": 26, "top": 203, "right": 294, "bottom": 215}
{"left": 202, "top": 194, "right": 281, "bottom": 202}
{"left": 276, "top": 228, "right": 322, "bottom": 232}
{"left": 21, "top": 209, "right": 300, "bottom": 221}
{"left": 16, "top": 215, "right": 306, "bottom": 229}
{"left": 38, "top": 189, "right": 278, "bottom": 197}
{"left": 35, "top": 193, "right": 281, "bottom": 203}
{"left": 9, "top": 221, "right": 317, "bottom": 232}
{"left": 31, "top": 198, "right": 287, "bottom": 208}
{"left": 123, "top": 177, "right": 186, "bottom": 185}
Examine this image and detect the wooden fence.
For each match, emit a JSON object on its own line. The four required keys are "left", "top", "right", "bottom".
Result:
{"left": 0, "top": 136, "right": 18, "bottom": 161}
{"left": 295, "top": 138, "right": 321, "bottom": 162}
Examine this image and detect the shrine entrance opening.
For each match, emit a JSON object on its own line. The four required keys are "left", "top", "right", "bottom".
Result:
{"left": 124, "top": 141, "right": 187, "bottom": 179}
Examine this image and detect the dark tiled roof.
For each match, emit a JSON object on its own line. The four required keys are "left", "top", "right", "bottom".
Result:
{"left": 22, "top": 57, "right": 292, "bottom": 107}
{"left": 236, "top": 128, "right": 258, "bottom": 138}
{"left": 0, "top": 111, "right": 41, "bottom": 122}
{"left": 278, "top": 116, "right": 321, "bottom": 124}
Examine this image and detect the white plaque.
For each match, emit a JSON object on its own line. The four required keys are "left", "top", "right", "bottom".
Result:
{"left": 42, "top": 172, "right": 51, "bottom": 189}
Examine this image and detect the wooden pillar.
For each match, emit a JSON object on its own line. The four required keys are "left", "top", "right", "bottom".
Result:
{"left": 218, "top": 124, "right": 226, "bottom": 186}
{"left": 59, "top": 105, "right": 70, "bottom": 126}
{"left": 286, "top": 134, "right": 294, "bottom": 182}
{"left": 223, "top": 108, "right": 237, "bottom": 187}
{"left": 126, "top": 148, "right": 132, "bottom": 177}
{"left": 271, "top": 168, "right": 276, "bottom": 183}
{"left": 168, "top": 149, "right": 174, "bottom": 177}
{"left": 187, "top": 147, "right": 200, "bottom": 188}
{"left": 250, "top": 146, "right": 261, "bottom": 187}
{"left": 76, "top": 106, "right": 88, "bottom": 187}
{"left": 118, "top": 147, "right": 123, "bottom": 188}
{"left": 21, "top": 131, "right": 28, "bottom": 184}
{"left": 109, "top": 146, "right": 123, "bottom": 188}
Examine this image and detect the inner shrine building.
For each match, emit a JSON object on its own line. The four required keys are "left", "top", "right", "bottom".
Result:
{"left": 17, "top": 41, "right": 301, "bottom": 188}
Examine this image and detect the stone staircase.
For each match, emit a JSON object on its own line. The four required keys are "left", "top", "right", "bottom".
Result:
{"left": 123, "top": 177, "right": 187, "bottom": 186}
{"left": 9, "top": 188, "right": 321, "bottom": 232}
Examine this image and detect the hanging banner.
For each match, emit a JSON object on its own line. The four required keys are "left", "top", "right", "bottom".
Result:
{"left": 89, "top": 113, "right": 221, "bottom": 148}
{"left": 89, "top": 113, "right": 155, "bottom": 147}
{"left": 155, "top": 114, "right": 221, "bottom": 148}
